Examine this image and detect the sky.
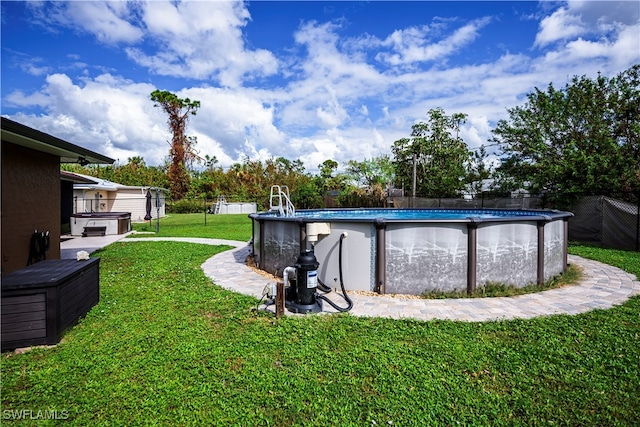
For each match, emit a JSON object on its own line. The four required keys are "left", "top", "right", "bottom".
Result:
{"left": 2, "top": 1, "right": 639, "bottom": 173}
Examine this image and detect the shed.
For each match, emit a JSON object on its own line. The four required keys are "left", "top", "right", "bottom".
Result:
{"left": 67, "top": 172, "right": 168, "bottom": 222}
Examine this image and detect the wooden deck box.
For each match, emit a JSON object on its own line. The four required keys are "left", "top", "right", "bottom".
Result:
{"left": 2, "top": 258, "right": 100, "bottom": 351}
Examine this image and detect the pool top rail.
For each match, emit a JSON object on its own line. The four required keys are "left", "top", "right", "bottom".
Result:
{"left": 250, "top": 207, "right": 573, "bottom": 224}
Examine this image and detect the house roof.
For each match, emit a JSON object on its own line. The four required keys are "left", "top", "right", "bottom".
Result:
{"left": 1, "top": 117, "right": 114, "bottom": 165}
{"left": 61, "top": 170, "right": 100, "bottom": 184}
{"left": 66, "top": 172, "right": 121, "bottom": 191}
{"left": 67, "top": 171, "right": 169, "bottom": 192}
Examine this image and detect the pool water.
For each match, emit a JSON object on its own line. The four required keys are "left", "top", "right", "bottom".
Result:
{"left": 276, "top": 208, "right": 550, "bottom": 221}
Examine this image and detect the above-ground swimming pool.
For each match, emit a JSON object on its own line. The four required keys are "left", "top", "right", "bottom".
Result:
{"left": 249, "top": 208, "right": 573, "bottom": 295}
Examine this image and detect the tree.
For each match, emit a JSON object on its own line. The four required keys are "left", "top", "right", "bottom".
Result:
{"left": 492, "top": 65, "right": 640, "bottom": 202}
{"left": 203, "top": 154, "right": 219, "bottom": 171}
{"left": 150, "top": 90, "right": 200, "bottom": 200}
{"left": 391, "top": 108, "right": 470, "bottom": 198}
{"left": 319, "top": 159, "right": 338, "bottom": 180}
{"left": 345, "top": 156, "right": 394, "bottom": 188}
{"left": 315, "top": 159, "right": 348, "bottom": 195}
{"left": 62, "top": 156, "right": 168, "bottom": 189}
{"left": 465, "top": 145, "right": 496, "bottom": 196}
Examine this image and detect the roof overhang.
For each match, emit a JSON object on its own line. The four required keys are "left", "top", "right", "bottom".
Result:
{"left": 74, "top": 183, "right": 120, "bottom": 191}
{"left": 61, "top": 171, "right": 100, "bottom": 184}
{"left": 1, "top": 117, "right": 114, "bottom": 165}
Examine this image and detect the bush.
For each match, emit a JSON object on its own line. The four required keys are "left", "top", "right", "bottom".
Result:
{"left": 167, "top": 198, "right": 206, "bottom": 214}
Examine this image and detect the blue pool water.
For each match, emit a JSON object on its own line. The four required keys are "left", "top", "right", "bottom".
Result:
{"left": 258, "top": 208, "right": 555, "bottom": 222}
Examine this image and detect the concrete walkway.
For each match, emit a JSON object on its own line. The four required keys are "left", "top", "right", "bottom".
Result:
{"left": 60, "top": 233, "right": 134, "bottom": 259}
{"left": 62, "top": 234, "right": 640, "bottom": 322}
{"left": 202, "top": 242, "right": 640, "bottom": 322}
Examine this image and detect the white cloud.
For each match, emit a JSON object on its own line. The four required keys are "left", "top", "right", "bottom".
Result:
{"left": 533, "top": 19, "right": 639, "bottom": 77}
{"left": 27, "top": 0, "right": 278, "bottom": 86}
{"left": 20, "top": 59, "right": 51, "bottom": 76}
{"left": 7, "top": 73, "right": 165, "bottom": 164}
{"left": 127, "top": 0, "right": 278, "bottom": 86}
{"left": 2, "top": 49, "right": 52, "bottom": 77}
{"left": 5, "top": 90, "right": 51, "bottom": 108}
{"left": 534, "top": 1, "right": 640, "bottom": 48}
{"left": 166, "top": 86, "right": 289, "bottom": 166}
{"left": 460, "top": 116, "right": 492, "bottom": 151}
{"left": 535, "top": 7, "right": 586, "bottom": 47}
{"left": 314, "top": 87, "right": 348, "bottom": 128}
{"left": 376, "top": 17, "right": 493, "bottom": 65}
{"left": 5, "top": 1, "right": 639, "bottom": 174}
{"left": 276, "top": 20, "right": 384, "bottom": 132}
{"left": 28, "top": 1, "right": 143, "bottom": 44}
{"left": 566, "top": 0, "right": 639, "bottom": 27}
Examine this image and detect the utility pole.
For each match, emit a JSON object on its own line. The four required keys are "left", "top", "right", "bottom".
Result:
{"left": 412, "top": 153, "right": 417, "bottom": 208}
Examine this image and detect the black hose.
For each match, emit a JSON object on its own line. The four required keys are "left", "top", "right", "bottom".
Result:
{"left": 317, "top": 280, "right": 332, "bottom": 293}
{"left": 316, "top": 233, "right": 353, "bottom": 312}
{"left": 27, "top": 230, "right": 50, "bottom": 266}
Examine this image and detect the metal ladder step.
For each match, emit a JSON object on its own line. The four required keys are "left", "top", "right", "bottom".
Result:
{"left": 270, "top": 185, "right": 295, "bottom": 217}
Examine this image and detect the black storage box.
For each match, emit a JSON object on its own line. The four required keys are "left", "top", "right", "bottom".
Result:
{"left": 2, "top": 258, "right": 100, "bottom": 351}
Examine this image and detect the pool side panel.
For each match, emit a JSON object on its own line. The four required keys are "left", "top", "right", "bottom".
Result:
{"left": 312, "top": 222, "right": 373, "bottom": 292}
{"left": 261, "top": 221, "right": 299, "bottom": 276}
{"left": 250, "top": 209, "right": 573, "bottom": 296}
{"left": 476, "top": 222, "right": 538, "bottom": 287}
{"left": 252, "top": 220, "right": 261, "bottom": 265}
{"left": 385, "top": 223, "right": 468, "bottom": 294}
{"left": 544, "top": 219, "right": 566, "bottom": 281}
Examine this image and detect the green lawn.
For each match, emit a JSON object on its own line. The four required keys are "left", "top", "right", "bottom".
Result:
{"left": 569, "top": 244, "right": 640, "bottom": 278}
{"left": 2, "top": 217, "right": 639, "bottom": 426}
{"left": 131, "top": 213, "right": 252, "bottom": 242}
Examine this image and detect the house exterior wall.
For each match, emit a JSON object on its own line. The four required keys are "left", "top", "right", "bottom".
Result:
{"left": 112, "top": 189, "right": 166, "bottom": 222}
{"left": 73, "top": 189, "right": 115, "bottom": 213}
{"left": 72, "top": 188, "right": 166, "bottom": 221}
{"left": 2, "top": 142, "right": 61, "bottom": 274}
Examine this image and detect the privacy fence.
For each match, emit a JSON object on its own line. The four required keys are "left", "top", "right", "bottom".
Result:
{"left": 568, "top": 196, "right": 639, "bottom": 252}
{"left": 390, "top": 194, "right": 640, "bottom": 252}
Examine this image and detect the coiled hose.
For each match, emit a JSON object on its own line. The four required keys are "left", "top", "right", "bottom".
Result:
{"left": 316, "top": 233, "right": 353, "bottom": 312}
{"left": 27, "top": 230, "right": 50, "bottom": 265}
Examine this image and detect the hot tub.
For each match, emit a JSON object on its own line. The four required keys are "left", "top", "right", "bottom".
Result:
{"left": 70, "top": 212, "right": 131, "bottom": 236}
{"left": 249, "top": 208, "right": 573, "bottom": 295}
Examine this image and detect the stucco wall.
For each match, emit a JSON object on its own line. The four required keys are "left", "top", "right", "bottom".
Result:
{"left": 112, "top": 189, "right": 166, "bottom": 222}
{"left": 2, "top": 142, "right": 61, "bottom": 274}
{"left": 72, "top": 188, "right": 166, "bottom": 221}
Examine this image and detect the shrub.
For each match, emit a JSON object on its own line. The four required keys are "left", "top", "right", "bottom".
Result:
{"left": 167, "top": 198, "right": 206, "bottom": 214}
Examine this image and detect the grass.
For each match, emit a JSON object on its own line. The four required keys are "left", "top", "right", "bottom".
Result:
{"left": 422, "top": 263, "right": 583, "bottom": 299}
{"left": 2, "top": 216, "right": 639, "bottom": 425}
{"left": 131, "top": 213, "right": 252, "bottom": 242}
{"left": 569, "top": 243, "right": 640, "bottom": 278}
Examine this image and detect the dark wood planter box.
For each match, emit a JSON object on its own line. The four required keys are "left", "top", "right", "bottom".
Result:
{"left": 1, "top": 258, "right": 100, "bottom": 351}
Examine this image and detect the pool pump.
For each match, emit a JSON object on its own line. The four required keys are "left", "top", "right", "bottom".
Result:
{"left": 281, "top": 233, "right": 353, "bottom": 315}
{"left": 284, "top": 250, "right": 323, "bottom": 314}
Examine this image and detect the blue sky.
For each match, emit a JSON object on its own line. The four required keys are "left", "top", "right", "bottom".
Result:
{"left": 2, "top": 1, "right": 639, "bottom": 172}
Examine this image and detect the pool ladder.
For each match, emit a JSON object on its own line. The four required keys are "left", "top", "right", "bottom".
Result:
{"left": 213, "top": 195, "right": 226, "bottom": 214}
{"left": 270, "top": 185, "right": 295, "bottom": 217}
